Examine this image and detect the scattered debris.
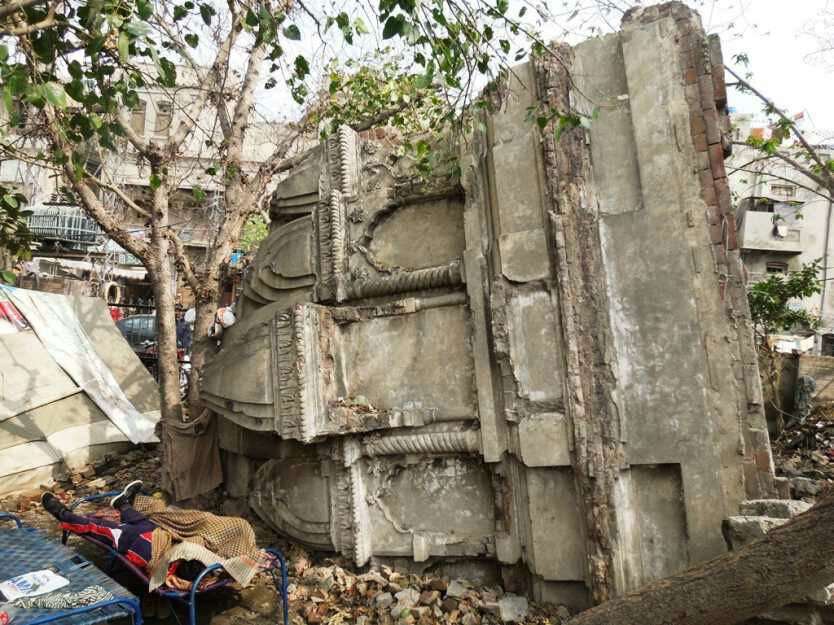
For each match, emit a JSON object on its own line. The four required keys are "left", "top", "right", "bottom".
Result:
{"left": 2, "top": 446, "right": 569, "bottom": 625}
{"left": 771, "top": 400, "right": 834, "bottom": 500}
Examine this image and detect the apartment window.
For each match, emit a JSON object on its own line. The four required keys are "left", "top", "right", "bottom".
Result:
{"left": 766, "top": 262, "right": 788, "bottom": 275}
{"left": 130, "top": 100, "right": 146, "bottom": 136}
{"left": 155, "top": 101, "right": 173, "bottom": 135}
{"left": 770, "top": 184, "right": 796, "bottom": 197}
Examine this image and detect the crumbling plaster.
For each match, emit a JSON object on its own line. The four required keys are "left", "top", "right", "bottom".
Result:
{"left": 203, "top": 2, "right": 774, "bottom": 609}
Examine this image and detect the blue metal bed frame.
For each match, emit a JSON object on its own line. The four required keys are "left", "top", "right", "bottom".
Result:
{"left": 0, "top": 511, "right": 143, "bottom": 625}
{"left": 60, "top": 492, "right": 289, "bottom": 625}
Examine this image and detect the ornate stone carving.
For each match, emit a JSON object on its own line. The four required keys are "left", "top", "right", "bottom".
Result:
{"left": 206, "top": 4, "right": 776, "bottom": 609}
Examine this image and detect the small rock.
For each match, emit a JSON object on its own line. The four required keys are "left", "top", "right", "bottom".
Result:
{"left": 86, "top": 478, "right": 108, "bottom": 490}
{"left": 375, "top": 592, "right": 395, "bottom": 608}
{"left": 427, "top": 578, "right": 448, "bottom": 592}
{"left": 807, "top": 583, "right": 834, "bottom": 607}
{"left": 446, "top": 579, "right": 469, "bottom": 598}
{"left": 419, "top": 590, "right": 440, "bottom": 606}
{"left": 461, "top": 612, "right": 480, "bottom": 625}
{"left": 395, "top": 588, "right": 420, "bottom": 608}
{"left": 497, "top": 594, "right": 529, "bottom": 622}
{"left": 556, "top": 605, "right": 571, "bottom": 621}
{"left": 80, "top": 466, "right": 96, "bottom": 479}
{"left": 440, "top": 598, "right": 459, "bottom": 613}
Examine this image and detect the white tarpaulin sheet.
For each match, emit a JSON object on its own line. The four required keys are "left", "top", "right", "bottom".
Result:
{"left": 0, "top": 286, "right": 158, "bottom": 444}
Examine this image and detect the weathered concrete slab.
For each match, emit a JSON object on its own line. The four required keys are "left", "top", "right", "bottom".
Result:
{"left": 205, "top": 1, "right": 776, "bottom": 609}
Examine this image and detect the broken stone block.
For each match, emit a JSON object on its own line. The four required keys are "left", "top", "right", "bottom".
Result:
{"left": 375, "top": 592, "right": 394, "bottom": 608}
{"left": 419, "top": 590, "right": 440, "bottom": 606}
{"left": 394, "top": 588, "right": 420, "bottom": 608}
{"left": 757, "top": 604, "right": 823, "bottom": 625}
{"left": 791, "top": 478, "right": 821, "bottom": 499}
{"left": 739, "top": 499, "right": 813, "bottom": 519}
{"left": 722, "top": 516, "right": 788, "bottom": 550}
{"left": 497, "top": 594, "right": 529, "bottom": 622}
{"left": 446, "top": 579, "right": 470, "bottom": 598}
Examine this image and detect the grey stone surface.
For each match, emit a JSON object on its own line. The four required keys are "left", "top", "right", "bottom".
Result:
{"left": 204, "top": 3, "right": 776, "bottom": 609}
{"left": 497, "top": 594, "right": 529, "bottom": 622}
{"left": 739, "top": 499, "right": 813, "bottom": 519}
{"left": 722, "top": 515, "right": 788, "bottom": 549}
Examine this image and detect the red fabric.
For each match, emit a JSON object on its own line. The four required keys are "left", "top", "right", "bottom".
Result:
{"left": 109, "top": 307, "right": 123, "bottom": 322}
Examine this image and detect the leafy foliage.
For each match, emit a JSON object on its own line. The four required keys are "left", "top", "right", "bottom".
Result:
{"left": 0, "top": 187, "right": 33, "bottom": 261}
{"left": 748, "top": 260, "right": 823, "bottom": 338}
{"left": 238, "top": 215, "right": 268, "bottom": 252}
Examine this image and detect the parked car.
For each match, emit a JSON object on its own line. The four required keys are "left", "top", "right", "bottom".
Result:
{"left": 116, "top": 314, "right": 156, "bottom": 351}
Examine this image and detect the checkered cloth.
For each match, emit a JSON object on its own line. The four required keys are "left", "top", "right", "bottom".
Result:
{"left": 133, "top": 495, "right": 264, "bottom": 590}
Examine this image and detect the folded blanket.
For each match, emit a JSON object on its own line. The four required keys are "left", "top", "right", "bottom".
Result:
{"left": 12, "top": 585, "right": 113, "bottom": 609}
{"left": 147, "top": 541, "right": 267, "bottom": 591}
{"left": 133, "top": 495, "right": 265, "bottom": 591}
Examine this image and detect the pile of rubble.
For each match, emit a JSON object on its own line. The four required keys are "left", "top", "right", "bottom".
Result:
{"left": 772, "top": 401, "right": 834, "bottom": 501}
{"left": 1, "top": 446, "right": 162, "bottom": 522}
{"left": 268, "top": 555, "right": 568, "bottom": 625}
{"left": 0, "top": 446, "right": 568, "bottom": 625}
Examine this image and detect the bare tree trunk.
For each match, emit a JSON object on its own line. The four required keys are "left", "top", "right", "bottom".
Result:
{"left": 149, "top": 183, "right": 183, "bottom": 424}
{"left": 567, "top": 495, "right": 834, "bottom": 625}
{"left": 187, "top": 298, "right": 217, "bottom": 406}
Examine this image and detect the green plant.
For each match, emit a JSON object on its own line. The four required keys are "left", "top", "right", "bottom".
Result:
{"left": 747, "top": 260, "right": 823, "bottom": 339}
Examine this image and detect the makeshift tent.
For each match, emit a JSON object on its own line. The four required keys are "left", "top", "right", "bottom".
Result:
{"left": 0, "top": 286, "right": 159, "bottom": 494}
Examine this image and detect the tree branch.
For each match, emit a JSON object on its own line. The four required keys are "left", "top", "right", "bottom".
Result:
{"left": 167, "top": 228, "right": 201, "bottom": 293}
{"left": 0, "top": 0, "right": 45, "bottom": 20}
{"left": 725, "top": 65, "right": 834, "bottom": 190}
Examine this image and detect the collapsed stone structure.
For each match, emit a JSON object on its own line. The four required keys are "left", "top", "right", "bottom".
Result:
{"left": 203, "top": 2, "right": 776, "bottom": 609}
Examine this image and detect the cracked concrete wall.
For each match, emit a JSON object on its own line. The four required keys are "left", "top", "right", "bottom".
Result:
{"left": 203, "top": 1, "right": 774, "bottom": 610}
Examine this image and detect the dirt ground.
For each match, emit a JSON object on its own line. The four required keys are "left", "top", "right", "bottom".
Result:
{"left": 2, "top": 447, "right": 568, "bottom": 625}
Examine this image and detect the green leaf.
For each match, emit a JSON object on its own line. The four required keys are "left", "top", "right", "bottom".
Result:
{"left": 205, "top": 166, "right": 217, "bottom": 176}
{"left": 499, "top": 39, "right": 510, "bottom": 54}
{"left": 283, "top": 24, "right": 301, "bottom": 40}
{"left": 157, "top": 58, "right": 177, "bottom": 87}
{"left": 354, "top": 16, "right": 369, "bottom": 35}
{"left": 0, "top": 46, "right": 7, "bottom": 62}
{"left": 3, "top": 194, "right": 18, "bottom": 208}
{"left": 191, "top": 185, "right": 206, "bottom": 201}
{"left": 1, "top": 270, "right": 16, "bottom": 285}
{"left": 137, "top": 0, "right": 153, "bottom": 20}
{"left": 42, "top": 82, "right": 68, "bottom": 109}
{"left": 118, "top": 31, "right": 130, "bottom": 61}
{"left": 185, "top": 33, "right": 199, "bottom": 48}
{"left": 382, "top": 14, "right": 406, "bottom": 39}
{"left": 173, "top": 4, "right": 187, "bottom": 20}
{"left": 149, "top": 174, "right": 162, "bottom": 190}
{"left": 199, "top": 3, "right": 215, "bottom": 25}
{"left": 294, "top": 55, "right": 309, "bottom": 78}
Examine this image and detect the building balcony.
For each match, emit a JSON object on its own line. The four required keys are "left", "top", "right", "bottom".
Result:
{"left": 737, "top": 210, "right": 803, "bottom": 254}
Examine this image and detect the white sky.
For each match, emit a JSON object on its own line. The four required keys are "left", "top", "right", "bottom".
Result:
{"left": 244, "top": 0, "right": 834, "bottom": 137}
{"left": 704, "top": 0, "right": 834, "bottom": 135}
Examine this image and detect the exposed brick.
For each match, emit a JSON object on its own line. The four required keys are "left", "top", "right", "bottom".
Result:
{"left": 701, "top": 181, "right": 717, "bottom": 205}
{"left": 698, "top": 75, "right": 714, "bottom": 109}
{"left": 690, "top": 111, "right": 706, "bottom": 136}
{"left": 684, "top": 67, "right": 698, "bottom": 85}
{"left": 725, "top": 214, "right": 738, "bottom": 250}
{"left": 704, "top": 108, "right": 721, "bottom": 145}
{"left": 755, "top": 450, "right": 773, "bottom": 472}
{"left": 716, "top": 177, "right": 732, "bottom": 213}
{"left": 679, "top": 49, "right": 695, "bottom": 70}
{"left": 713, "top": 71, "right": 727, "bottom": 107}
{"left": 708, "top": 143, "right": 726, "bottom": 178}
{"left": 692, "top": 131, "right": 708, "bottom": 152}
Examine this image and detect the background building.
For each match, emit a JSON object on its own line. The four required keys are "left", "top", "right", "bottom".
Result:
{"left": 728, "top": 113, "right": 834, "bottom": 354}
{"left": 0, "top": 64, "right": 285, "bottom": 308}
